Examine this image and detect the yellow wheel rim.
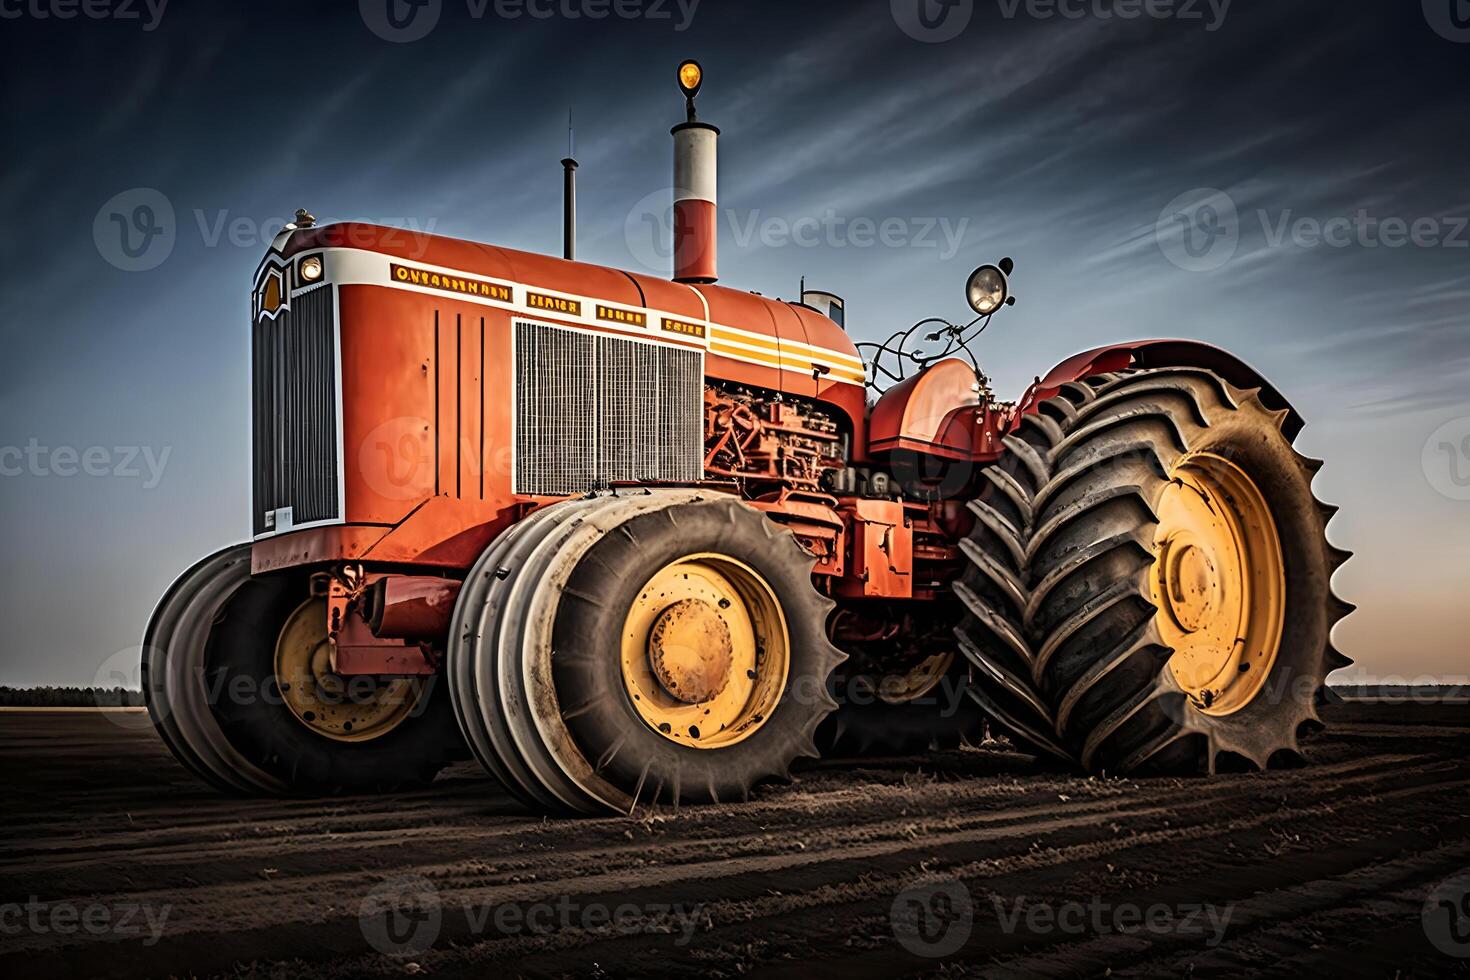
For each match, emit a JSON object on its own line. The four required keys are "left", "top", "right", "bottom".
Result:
{"left": 273, "top": 598, "right": 425, "bottom": 743}
{"left": 1153, "top": 452, "right": 1286, "bottom": 716}
{"left": 619, "top": 554, "right": 790, "bottom": 749}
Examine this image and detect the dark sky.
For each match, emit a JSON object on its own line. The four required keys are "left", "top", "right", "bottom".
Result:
{"left": 1, "top": 0, "right": 1467, "bottom": 686}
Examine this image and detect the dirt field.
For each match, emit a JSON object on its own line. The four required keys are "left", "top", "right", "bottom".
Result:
{"left": 3, "top": 704, "right": 1469, "bottom": 979}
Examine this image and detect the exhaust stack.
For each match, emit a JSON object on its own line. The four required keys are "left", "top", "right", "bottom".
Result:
{"left": 672, "top": 61, "right": 718, "bottom": 284}
{"left": 562, "top": 112, "right": 577, "bottom": 261}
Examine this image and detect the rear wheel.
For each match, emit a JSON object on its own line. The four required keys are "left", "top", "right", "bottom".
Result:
{"left": 143, "top": 545, "right": 463, "bottom": 794}
{"left": 448, "top": 491, "right": 844, "bottom": 813}
{"left": 956, "top": 368, "right": 1353, "bottom": 774}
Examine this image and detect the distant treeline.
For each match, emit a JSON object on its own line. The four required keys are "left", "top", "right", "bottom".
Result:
{"left": 0, "top": 686, "right": 145, "bottom": 707}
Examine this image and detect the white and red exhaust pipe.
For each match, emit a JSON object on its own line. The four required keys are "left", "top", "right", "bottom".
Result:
{"left": 672, "top": 61, "right": 718, "bottom": 285}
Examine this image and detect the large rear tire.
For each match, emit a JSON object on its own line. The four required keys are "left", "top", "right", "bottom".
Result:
{"left": 448, "top": 490, "right": 844, "bottom": 813}
{"left": 956, "top": 368, "right": 1353, "bottom": 774}
{"left": 142, "top": 545, "right": 464, "bottom": 794}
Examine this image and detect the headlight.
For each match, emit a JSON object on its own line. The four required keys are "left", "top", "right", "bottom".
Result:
{"left": 299, "top": 255, "right": 323, "bottom": 283}
{"left": 966, "top": 264, "right": 1008, "bottom": 316}
{"left": 677, "top": 60, "right": 703, "bottom": 98}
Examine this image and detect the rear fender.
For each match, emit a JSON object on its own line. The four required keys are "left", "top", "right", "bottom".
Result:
{"left": 1016, "top": 339, "right": 1304, "bottom": 439}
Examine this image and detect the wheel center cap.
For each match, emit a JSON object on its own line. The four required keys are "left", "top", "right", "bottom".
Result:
{"left": 648, "top": 598, "right": 734, "bottom": 704}
{"left": 1162, "top": 539, "right": 1219, "bottom": 633}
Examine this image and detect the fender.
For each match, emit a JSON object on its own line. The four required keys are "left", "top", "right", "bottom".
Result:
{"left": 1014, "top": 339, "right": 1304, "bottom": 439}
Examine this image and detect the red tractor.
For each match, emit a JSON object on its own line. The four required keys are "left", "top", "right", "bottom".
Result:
{"left": 143, "top": 63, "right": 1351, "bottom": 813}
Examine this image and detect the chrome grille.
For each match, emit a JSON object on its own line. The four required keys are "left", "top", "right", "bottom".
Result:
{"left": 514, "top": 320, "right": 702, "bottom": 495}
{"left": 252, "top": 285, "right": 339, "bottom": 535}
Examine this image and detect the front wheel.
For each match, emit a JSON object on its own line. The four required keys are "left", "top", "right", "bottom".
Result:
{"left": 142, "top": 545, "right": 464, "bottom": 794}
{"left": 957, "top": 368, "right": 1353, "bottom": 774}
{"left": 448, "top": 491, "right": 845, "bottom": 813}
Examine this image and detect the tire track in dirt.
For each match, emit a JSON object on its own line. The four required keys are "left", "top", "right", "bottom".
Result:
{"left": 4, "top": 709, "right": 1468, "bottom": 979}
{"left": 7, "top": 754, "right": 1465, "bottom": 977}
{"left": 0, "top": 751, "right": 1436, "bottom": 905}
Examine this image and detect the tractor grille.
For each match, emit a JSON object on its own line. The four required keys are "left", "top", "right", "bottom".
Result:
{"left": 252, "top": 285, "right": 340, "bottom": 535}
{"left": 514, "top": 320, "right": 702, "bottom": 496}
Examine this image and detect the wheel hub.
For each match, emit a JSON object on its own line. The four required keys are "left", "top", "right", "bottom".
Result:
{"left": 274, "top": 598, "right": 424, "bottom": 743}
{"left": 1153, "top": 453, "right": 1286, "bottom": 716}
{"left": 1159, "top": 537, "right": 1220, "bottom": 633}
{"left": 648, "top": 598, "right": 735, "bottom": 704}
{"left": 620, "top": 555, "right": 790, "bottom": 749}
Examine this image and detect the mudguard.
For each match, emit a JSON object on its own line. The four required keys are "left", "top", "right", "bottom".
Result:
{"left": 1016, "top": 339, "right": 1304, "bottom": 439}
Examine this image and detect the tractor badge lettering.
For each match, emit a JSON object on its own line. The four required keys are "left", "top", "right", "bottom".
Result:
{"left": 527, "top": 292, "right": 582, "bottom": 316}
{"left": 391, "top": 263, "right": 511, "bottom": 301}
{"left": 596, "top": 304, "right": 648, "bottom": 328}
{"left": 662, "top": 317, "right": 706, "bottom": 338}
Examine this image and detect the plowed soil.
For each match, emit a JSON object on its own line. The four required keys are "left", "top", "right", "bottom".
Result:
{"left": 3, "top": 704, "right": 1468, "bottom": 978}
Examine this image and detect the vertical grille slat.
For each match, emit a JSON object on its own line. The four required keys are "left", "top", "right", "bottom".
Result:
{"left": 514, "top": 320, "right": 701, "bottom": 496}
{"left": 252, "top": 286, "right": 339, "bottom": 535}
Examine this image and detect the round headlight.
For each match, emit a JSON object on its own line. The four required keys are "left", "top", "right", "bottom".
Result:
{"left": 299, "top": 256, "right": 323, "bottom": 283}
{"left": 966, "top": 264, "right": 1008, "bottom": 316}
{"left": 677, "top": 60, "right": 703, "bottom": 98}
